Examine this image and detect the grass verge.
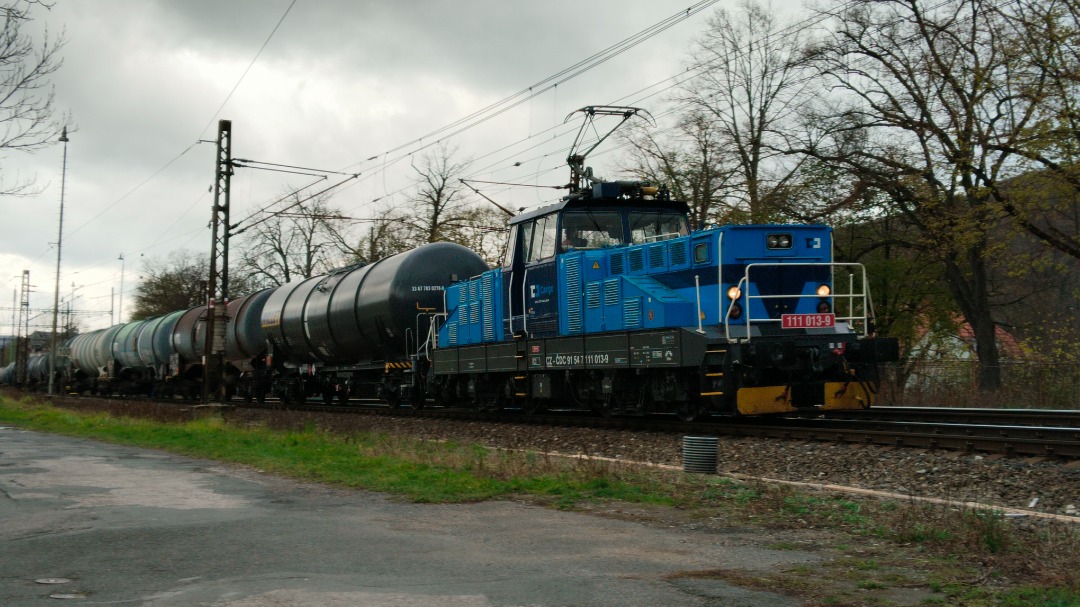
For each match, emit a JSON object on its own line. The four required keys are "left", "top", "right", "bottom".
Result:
{"left": 2, "top": 393, "right": 1079, "bottom": 607}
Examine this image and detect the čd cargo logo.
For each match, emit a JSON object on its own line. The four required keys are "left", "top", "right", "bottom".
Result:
{"left": 529, "top": 284, "right": 554, "bottom": 298}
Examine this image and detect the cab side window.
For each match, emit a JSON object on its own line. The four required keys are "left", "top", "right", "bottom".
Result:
{"left": 502, "top": 224, "right": 518, "bottom": 268}
{"left": 521, "top": 221, "right": 536, "bottom": 263}
{"left": 539, "top": 215, "right": 558, "bottom": 259}
{"left": 525, "top": 215, "right": 557, "bottom": 263}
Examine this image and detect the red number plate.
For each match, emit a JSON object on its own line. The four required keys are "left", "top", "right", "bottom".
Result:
{"left": 781, "top": 313, "right": 835, "bottom": 329}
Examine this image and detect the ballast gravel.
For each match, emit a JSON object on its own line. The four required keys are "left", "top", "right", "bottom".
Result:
{"left": 230, "top": 408, "right": 1080, "bottom": 519}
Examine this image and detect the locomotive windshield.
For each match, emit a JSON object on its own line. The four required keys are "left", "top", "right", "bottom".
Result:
{"left": 560, "top": 211, "right": 623, "bottom": 250}
{"left": 629, "top": 211, "right": 689, "bottom": 244}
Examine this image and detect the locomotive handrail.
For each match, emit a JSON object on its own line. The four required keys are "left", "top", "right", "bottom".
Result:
{"left": 421, "top": 312, "right": 446, "bottom": 357}
{"left": 521, "top": 268, "right": 529, "bottom": 338}
{"left": 723, "top": 262, "right": 873, "bottom": 343}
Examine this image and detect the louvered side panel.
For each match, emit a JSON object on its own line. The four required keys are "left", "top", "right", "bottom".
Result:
{"left": 603, "top": 278, "right": 620, "bottom": 306}
{"left": 564, "top": 255, "right": 583, "bottom": 334}
{"left": 628, "top": 248, "right": 645, "bottom": 273}
{"left": 670, "top": 240, "right": 688, "bottom": 266}
{"left": 585, "top": 282, "right": 601, "bottom": 308}
{"left": 624, "top": 297, "right": 642, "bottom": 329}
{"left": 481, "top": 272, "right": 495, "bottom": 342}
{"left": 609, "top": 252, "right": 626, "bottom": 275}
{"left": 649, "top": 243, "right": 666, "bottom": 269}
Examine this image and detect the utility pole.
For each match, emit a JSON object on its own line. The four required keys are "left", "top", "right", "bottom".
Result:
{"left": 117, "top": 253, "right": 125, "bottom": 323}
{"left": 48, "top": 127, "right": 70, "bottom": 395}
{"left": 15, "top": 270, "right": 30, "bottom": 385}
{"left": 202, "top": 119, "right": 232, "bottom": 403}
{"left": 9, "top": 289, "right": 14, "bottom": 366}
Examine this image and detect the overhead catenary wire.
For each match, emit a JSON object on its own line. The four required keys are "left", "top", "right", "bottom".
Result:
{"left": 17, "top": 0, "right": 301, "bottom": 294}
{"left": 28, "top": 0, "right": 957, "bottom": 328}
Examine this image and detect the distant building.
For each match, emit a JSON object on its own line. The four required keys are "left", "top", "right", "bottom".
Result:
{"left": 29, "top": 331, "right": 52, "bottom": 353}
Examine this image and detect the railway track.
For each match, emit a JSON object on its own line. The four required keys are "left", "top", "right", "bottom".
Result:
{"left": 825, "top": 405, "right": 1080, "bottom": 428}
{"left": 13, "top": 391, "right": 1080, "bottom": 459}
{"left": 232, "top": 399, "right": 1080, "bottom": 459}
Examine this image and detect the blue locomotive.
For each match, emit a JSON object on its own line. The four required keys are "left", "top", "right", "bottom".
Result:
{"left": 423, "top": 183, "right": 897, "bottom": 419}
{"left": 414, "top": 107, "right": 899, "bottom": 419}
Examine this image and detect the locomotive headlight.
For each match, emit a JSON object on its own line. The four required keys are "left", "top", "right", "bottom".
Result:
{"left": 727, "top": 286, "right": 742, "bottom": 300}
{"left": 816, "top": 284, "right": 831, "bottom": 297}
{"left": 767, "top": 233, "right": 793, "bottom": 249}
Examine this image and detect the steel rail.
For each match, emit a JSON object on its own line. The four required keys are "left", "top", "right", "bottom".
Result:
{"left": 16, "top": 390, "right": 1080, "bottom": 459}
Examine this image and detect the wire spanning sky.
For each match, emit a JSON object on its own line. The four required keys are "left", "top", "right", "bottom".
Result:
{"left": 0, "top": 0, "right": 798, "bottom": 333}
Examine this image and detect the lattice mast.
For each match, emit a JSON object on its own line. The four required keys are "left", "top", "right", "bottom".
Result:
{"left": 202, "top": 120, "right": 232, "bottom": 403}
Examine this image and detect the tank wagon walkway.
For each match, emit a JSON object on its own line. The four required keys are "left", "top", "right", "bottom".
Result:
{"left": 0, "top": 426, "right": 808, "bottom": 606}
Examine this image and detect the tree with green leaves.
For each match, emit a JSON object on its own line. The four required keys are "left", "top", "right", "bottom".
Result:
{"left": 796, "top": 0, "right": 1060, "bottom": 392}
{"left": 129, "top": 251, "right": 209, "bottom": 321}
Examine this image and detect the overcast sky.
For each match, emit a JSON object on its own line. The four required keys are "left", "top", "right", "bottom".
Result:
{"left": 1, "top": 0, "right": 802, "bottom": 334}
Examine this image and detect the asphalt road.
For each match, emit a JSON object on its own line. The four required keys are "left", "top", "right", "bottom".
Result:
{"left": 0, "top": 425, "right": 810, "bottom": 606}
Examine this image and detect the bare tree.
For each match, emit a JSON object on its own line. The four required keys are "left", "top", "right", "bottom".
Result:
{"left": 388, "top": 143, "right": 508, "bottom": 264}
{"left": 679, "top": 0, "right": 815, "bottom": 222}
{"left": 405, "top": 143, "right": 479, "bottom": 244}
{"left": 622, "top": 111, "right": 740, "bottom": 229}
{"left": 235, "top": 191, "right": 349, "bottom": 287}
{"left": 0, "top": 0, "right": 67, "bottom": 196}
{"left": 331, "top": 202, "right": 414, "bottom": 265}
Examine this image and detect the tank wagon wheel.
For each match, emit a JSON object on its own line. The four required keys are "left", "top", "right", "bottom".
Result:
{"left": 384, "top": 389, "right": 402, "bottom": 409}
{"left": 280, "top": 379, "right": 306, "bottom": 408}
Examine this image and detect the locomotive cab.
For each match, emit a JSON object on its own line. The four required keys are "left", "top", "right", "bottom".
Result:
{"left": 501, "top": 182, "right": 690, "bottom": 339}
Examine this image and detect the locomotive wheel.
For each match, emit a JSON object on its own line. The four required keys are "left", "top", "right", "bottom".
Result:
{"left": 676, "top": 401, "right": 702, "bottom": 423}
{"left": 522, "top": 398, "right": 547, "bottom": 415}
{"left": 323, "top": 389, "right": 336, "bottom": 404}
{"left": 593, "top": 394, "right": 617, "bottom": 418}
{"left": 479, "top": 396, "right": 503, "bottom": 414}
